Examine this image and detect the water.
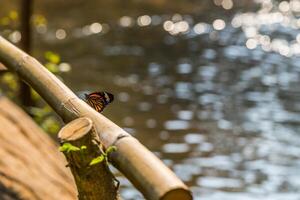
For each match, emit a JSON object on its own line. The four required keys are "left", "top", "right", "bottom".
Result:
{"left": 2, "top": 0, "right": 300, "bottom": 199}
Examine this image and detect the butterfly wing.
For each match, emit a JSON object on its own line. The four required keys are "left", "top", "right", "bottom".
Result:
{"left": 102, "top": 92, "right": 114, "bottom": 104}
{"left": 85, "top": 92, "right": 114, "bottom": 113}
{"left": 86, "top": 93, "right": 106, "bottom": 112}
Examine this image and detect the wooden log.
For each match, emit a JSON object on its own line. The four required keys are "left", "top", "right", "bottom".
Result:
{"left": 0, "top": 36, "right": 193, "bottom": 200}
{"left": 58, "top": 117, "right": 120, "bottom": 200}
{"left": 0, "top": 96, "right": 77, "bottom": 200}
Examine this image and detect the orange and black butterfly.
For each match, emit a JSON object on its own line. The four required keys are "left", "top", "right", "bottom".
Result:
{"left": 84, "top": 91, "right": 114, "bottom": 113}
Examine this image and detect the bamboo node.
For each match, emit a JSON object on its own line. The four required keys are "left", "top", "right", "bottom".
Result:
{"left": 111, "top": 133, "right": 130, "bottom": 146}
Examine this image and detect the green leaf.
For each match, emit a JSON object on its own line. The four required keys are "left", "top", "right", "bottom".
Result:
{"left": 89, "top": 155, "right": 105, "bottom": 166}
{"left": 59, "top": 143, "right": 80, "bottom": 153}
{"left": 67, "top": 146, "right": 80, "bottom": 153}
{"left": 105, "top": 146, "right": 117, "bottom": 154}
{"left": 80, "top": 145, "right": 87, "bottom": 150}
{"left": 59, "top": 143, "right": 70, "bottom": 152}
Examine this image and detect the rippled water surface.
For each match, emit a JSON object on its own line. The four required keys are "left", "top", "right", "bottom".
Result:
{"left": 2, "top": 0, "right": 300, "bottom": 199}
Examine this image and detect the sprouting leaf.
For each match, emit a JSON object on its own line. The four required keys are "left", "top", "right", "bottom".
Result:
{"left": 80, "top": 145, "right": 87, "bottom": 150}
{"left": 105, "top": 146, "right": 117, "bottom": 155}
{"left": 59, "top": 143, "right": 69, "bottom": 152}
{"left": 89, "top": 155, "right": 105, "bottom": 166}
{"left": 67, "top": 146, "right": 80, "bottom": 153}
{"left": 59, "top": 143, "right": 80, "bottom": 153}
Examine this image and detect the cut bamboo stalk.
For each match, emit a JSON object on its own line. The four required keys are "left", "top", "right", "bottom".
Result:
{"left": 58, "top": 117, "right": 119, "bottom": 200}
{"left": 0, "top": 36, "right": 193, "bottom": 200}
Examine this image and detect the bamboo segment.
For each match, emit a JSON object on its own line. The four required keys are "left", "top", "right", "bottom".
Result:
{"left": 111, "top": 138, "right": 192, "bottom": 200}
{"left": 0, "top": 36, "right": 193, "bottom": 200}
{"left": 58, "top": 117, "right": 119, "bottom": 200}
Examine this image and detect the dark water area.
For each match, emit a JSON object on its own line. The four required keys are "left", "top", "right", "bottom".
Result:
{"left": 2, "top": 0, "right": 300, "bottom": 199}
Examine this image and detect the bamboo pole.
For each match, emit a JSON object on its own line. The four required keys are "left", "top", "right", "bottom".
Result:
{"left": 0, "top": 36, "right": 192, "bottom": 200}
{"left": 58, "top": 117, "right": 120, "bottom": 200}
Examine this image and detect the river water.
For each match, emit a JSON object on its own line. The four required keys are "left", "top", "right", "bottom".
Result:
{"left": 2, "top": 0, "right": 300, "bottom": 199}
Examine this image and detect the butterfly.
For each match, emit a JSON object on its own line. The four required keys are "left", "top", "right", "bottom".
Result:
{"left": 84, "top": 91, "right": 114, "bottom": 113}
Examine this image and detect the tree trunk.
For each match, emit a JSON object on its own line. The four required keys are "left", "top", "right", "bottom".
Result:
{"left": 19, "top": 0, "right": 33, "bottom": 107}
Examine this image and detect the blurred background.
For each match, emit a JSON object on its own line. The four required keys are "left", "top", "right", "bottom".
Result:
{"left": 1, "top": 0, "right": 300, "bottom": 199}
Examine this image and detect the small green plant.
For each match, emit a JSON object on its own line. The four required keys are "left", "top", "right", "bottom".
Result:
{"left": 89, "top": 146, "right": 117, "bottom": 166}
{"left": 59, "top": 143, "right": 117, "bottom": 166}
{"left": 89, "top": 155, "right": 105, "bottom": 165}
{"left": 59, "top": 143, "right": 119, "bottom": 189}
{"left": 59, "top": 142, "right": 87, "bottom": 153}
